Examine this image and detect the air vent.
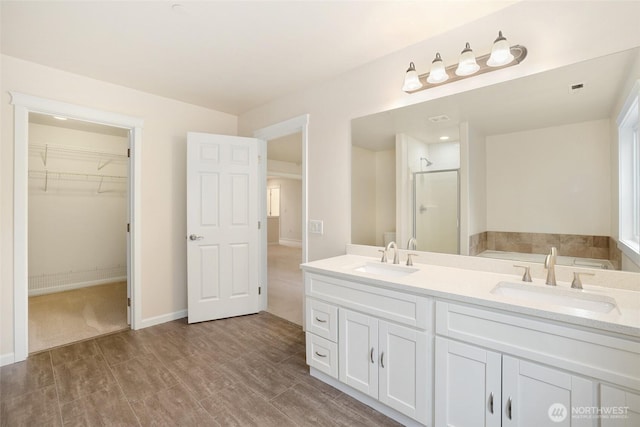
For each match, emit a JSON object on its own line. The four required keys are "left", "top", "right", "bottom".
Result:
{"left": 428, "top": 114, "right": 450, "bottom": 123}
{"left": 569, "top": 82, "right": 586, "bottom": 94}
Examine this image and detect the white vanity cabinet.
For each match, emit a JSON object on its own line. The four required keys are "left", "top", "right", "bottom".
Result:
{"left": 436, "top": 300, "right": 640, "bottom": 427}
{"left": 435, "top": 337, "right": 594, "bottom": 427}
{"left": 340, "top": 308, "right": 429, "bottom": 422}
{"left": 600, "top": 385, "right": 640, "bottom": 426}
{"left": 304, "top": 272, "right": 433, "bottom": 426}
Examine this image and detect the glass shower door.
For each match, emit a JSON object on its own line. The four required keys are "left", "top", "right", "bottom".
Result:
{"left": 413, "top": 170, "right": 459, "bottom": 254}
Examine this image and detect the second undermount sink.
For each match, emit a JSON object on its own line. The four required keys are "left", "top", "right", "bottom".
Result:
{"left": 491, "top": 281, "right": 619, "bottom": 314}
{"left": 353, "top": 262, "right": 419, "bottom": 278}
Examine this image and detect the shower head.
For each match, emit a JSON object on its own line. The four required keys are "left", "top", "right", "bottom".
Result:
{"left": 420, "top": 157, "right": 433, "bottom": 168}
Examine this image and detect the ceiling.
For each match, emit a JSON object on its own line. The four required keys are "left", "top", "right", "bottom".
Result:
{"left": 352, "top": 47, "right": 639, "bottom": 151}
{"left": 1, "top": 1, "right": 514, "bottom": 115}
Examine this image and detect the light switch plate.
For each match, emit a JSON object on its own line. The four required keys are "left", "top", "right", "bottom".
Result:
{"left": 309, "top": 220, "right": 323, "bottom": 234}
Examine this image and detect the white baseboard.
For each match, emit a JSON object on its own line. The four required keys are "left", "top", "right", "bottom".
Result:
{"left": 29, "top": 276, "right": 127, "bottom": 297}
{"left": 0, "top": 353, "right": 15, "bottom": 367}
{"left": 279, "top": 238, "right": 302, "bottom": 248}
{"left": 137, "top": 309, "right": 187, "bottom": 330}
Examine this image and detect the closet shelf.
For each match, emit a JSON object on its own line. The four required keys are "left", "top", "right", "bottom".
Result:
{"left": 29, "top": 143, "right": 127, "bottom": 169}
{"left": 28, "top": 169, "right": 127, "bottom": 193}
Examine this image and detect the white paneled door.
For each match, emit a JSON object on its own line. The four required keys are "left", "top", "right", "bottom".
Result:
{"left": 187, "top": 132, "right": 261, "bottom": 323}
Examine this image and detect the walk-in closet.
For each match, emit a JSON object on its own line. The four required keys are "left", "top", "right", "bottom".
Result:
{"left": 27, "top": 113, "right": 130, "bottom": 353}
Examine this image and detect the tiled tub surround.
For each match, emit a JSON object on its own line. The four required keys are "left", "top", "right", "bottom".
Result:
{"left": 469, "top": 231, "right": 623, "bottom": 269}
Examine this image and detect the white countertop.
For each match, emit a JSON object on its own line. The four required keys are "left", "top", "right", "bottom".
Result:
{"left": 301, "top": 254, "right": 640, "bottom": 338}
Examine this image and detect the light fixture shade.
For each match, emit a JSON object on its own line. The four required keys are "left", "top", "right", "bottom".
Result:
{"left": 487, "top": 31, "right": 515, "bottom": 67}
{"left": 455, "top": 42, "right": 480, "bottom": 76}
{"left": 402, "top": 62, "right": 423, "bottom": 92}
{"left": 427, "top": 53, "right": 449, "bottom": 84}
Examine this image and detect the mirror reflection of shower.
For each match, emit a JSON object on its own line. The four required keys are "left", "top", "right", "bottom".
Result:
{"left": 413, "top": 169, "right": 460, "bottom": 255}
{"left": 420, "top": 157, "right": 433, "bottom": 170}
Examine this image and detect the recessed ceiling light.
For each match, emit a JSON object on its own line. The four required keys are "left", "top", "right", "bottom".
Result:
{"left": 53, "top": 116, "right": 68, "bottom": 121}
{"left": 439, "top": 135, "right": 450, "bottom": 141}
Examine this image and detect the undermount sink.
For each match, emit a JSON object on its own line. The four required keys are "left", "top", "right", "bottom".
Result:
{"left": 491, "top": 281, "right": 619, "bottom": 314}
{"left": 353, "top": 262, "right": 419, "bottom": 277}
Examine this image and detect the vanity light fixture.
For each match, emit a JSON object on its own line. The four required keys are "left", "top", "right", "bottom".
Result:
{"left": 402, "top": 31, "right": 527, "bottom": 94}
{"left": 402, "top": 62, "right": 423, "bottom": 92}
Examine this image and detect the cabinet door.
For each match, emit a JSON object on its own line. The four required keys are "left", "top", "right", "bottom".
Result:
{"left": 339, "top": 308, "right": 378, "bottom": 398}
{"left": 434, "top": 337, "right": 501, "bottom": 427}
{"left": 502, "top": 356, "right": 594, "bottom": 427}
{"left": 379, "top": 321, "right": 430, "bottom": 425}
{"left": 600, "top": 384, "right": 640, "bottom": 427}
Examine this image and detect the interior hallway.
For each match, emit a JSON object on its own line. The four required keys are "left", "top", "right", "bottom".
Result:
{"left": 267, "top": 244, "right": 303, "bottom": 325}
{"left": 29, "top": 282, "right": 129, "bottom": 354}
{"left": 1, "top": 312, "right": 400, "bottom": 426}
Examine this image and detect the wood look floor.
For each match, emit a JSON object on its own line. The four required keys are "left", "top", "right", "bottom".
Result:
{"left": 267, "top": 244, "right": 303, "bottom": 325}
{"left": 1, "top": 312, "right": 401, "bottom": 426}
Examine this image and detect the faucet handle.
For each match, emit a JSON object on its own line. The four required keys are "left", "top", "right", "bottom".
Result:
{"left": 406, "top": 253, "right": 418, "bottom": 266}
{"left": 571, "top": 272, "right": 594, "bottom": 290}
{"left": 513, "top": 265, "right": 532, "bottom": 282}
{"left": 378, "top": 249, "right": 387, "bottom": 263}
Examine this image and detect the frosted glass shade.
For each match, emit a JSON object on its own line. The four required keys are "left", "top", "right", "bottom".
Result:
{"left": 487, "top": 31, "right": 514, "bottom": 67}
{"left": 402, "top": 62, "right": 422, "bottom": 92}
{"left": 455, "top": 43, "right": 480, "bottom": 76}
{"left": 427, "top": 53, "right": 449, "bottom": 84}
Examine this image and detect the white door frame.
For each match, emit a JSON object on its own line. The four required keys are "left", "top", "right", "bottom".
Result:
{"left": 254, "top": 114, "right": 309, "bottom": 312}
{"left": 9, "top": 92, "right": 143, "bottom": 362}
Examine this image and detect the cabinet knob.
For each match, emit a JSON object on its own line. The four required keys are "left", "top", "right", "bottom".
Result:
{"left": 380, "top": 352, "right": 385, "bottom": 368}
{"left": 489, "top": 392, "right": 494, "bottom": 414}
{"left": 314, "top": 316, "right": 327, "bottom": 323}
{"left": 314, "top": 351, "right": 327, "bottom": 358}
{"left": 370, "top": 347, "right": 375, "bottom": 364}
{"left": 507, "top": 397, "right": 512, "bottom": 420}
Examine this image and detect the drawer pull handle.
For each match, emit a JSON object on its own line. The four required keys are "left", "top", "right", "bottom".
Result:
{"left": 370, "top": 347, "right": 375, "bottom": 364}
{"left": 380, "top": 352, "right": 385, "bottom": 368}
{"left": 507, "top": 397, "right": 512, "bottom": 420}
{"left": 314, "top": 317, "right": 327, "bottom": 323}
{"left": 314, "top": 351, "right": 327, "bottom": 358}
{"left": 489, "top": 392, "right": 494, "bottom": 414}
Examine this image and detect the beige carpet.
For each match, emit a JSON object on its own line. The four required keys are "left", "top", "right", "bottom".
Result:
{"left": 28, "top": 281, "right": 129, "bottom": 353}
{"left": 267, "top": 244, "right": 303, "bottom": 325}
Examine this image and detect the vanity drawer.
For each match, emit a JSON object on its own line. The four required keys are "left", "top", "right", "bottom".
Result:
{"left": 305, "top": 272, "right": 432, "bottom": 330}
{"left": 306, "top": 298, "right": 338, "bottom": 342}
{"left": 306, "top": 332, "right": 338, "bottom": 379}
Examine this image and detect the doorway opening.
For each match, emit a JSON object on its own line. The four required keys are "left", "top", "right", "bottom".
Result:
{"left": 27, "top": 113, "right": 130, "bottom": 353}
{"left": 254, "top": 114, "right": 309, "bottom": 328}
{"left": 10, "top": 92, "right": 142, "bottom": 363}
{"left": 266, "top": 132, "right": 303, "bottom": 325}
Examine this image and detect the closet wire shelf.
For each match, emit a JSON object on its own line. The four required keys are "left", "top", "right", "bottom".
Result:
{"left": 28, "top": 170, "right": 127, "bottom": 193}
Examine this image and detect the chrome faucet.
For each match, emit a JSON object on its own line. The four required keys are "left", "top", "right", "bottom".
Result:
{"left": 385, "top": 241, "right": 400, "bottom": 264}
{"left": 407, "top": 237, "right": 417, "bottom": 250}
{"left": 544, "top": 247, "right": 558, "bottom": 286}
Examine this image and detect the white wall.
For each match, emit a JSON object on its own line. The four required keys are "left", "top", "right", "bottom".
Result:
{"left": 1, "top": 56, "right": 237, "bottom": 359}
{"left": 486, "top": 119, "right": 611, "bottom": 235}
{"left": 267, "top": 177, "right": 302, "bottom": 243}
{"left": 28, "top": 123, "right": 128, "bottom": 294}
{"left": 238, "top": 1, "right": 640, "bottom": 262}
{"left": 468, "top": 125, "right": 487, "bottom": 236}
{"left": 375, "top": 149, "right": 395, "bottom": 246}
{"left": 351, "top": 146, "right": 377, "bottom": 245}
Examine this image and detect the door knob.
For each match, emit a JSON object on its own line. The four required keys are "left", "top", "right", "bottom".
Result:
{"left": 189, "top": 234, "right": 204, "bottom": 241}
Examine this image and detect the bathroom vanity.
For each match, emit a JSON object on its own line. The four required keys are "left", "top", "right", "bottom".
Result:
{"left": 301, "top": 246, "right": 640, "bottom": 427}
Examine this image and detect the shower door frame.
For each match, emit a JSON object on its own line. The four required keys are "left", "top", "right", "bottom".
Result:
{"left": 412, "top": 169, "right": 461, "bottom": 254}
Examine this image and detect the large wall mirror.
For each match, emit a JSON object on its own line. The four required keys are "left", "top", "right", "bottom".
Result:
{"left": 352, "top": 46, "right": 640, "bottom": 273}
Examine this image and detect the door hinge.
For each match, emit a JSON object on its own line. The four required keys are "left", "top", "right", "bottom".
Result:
{"left": 127, "top": 223, "right": 130, "bottom": 232}
{"left": 127, "top": 297, "right": 131, "bottom": 307}
{"left": 258, "top": 221, "right": 261, "bottom": 230}
{"left": 127, "top": 148, "right": 131, "bottom": 158}
{"left": 258, "top": 286, "right": 261, "bottom": 295}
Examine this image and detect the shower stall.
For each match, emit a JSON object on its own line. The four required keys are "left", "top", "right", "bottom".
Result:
{"left": 413, "top": 169, "right": 459, "bottom": 254}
